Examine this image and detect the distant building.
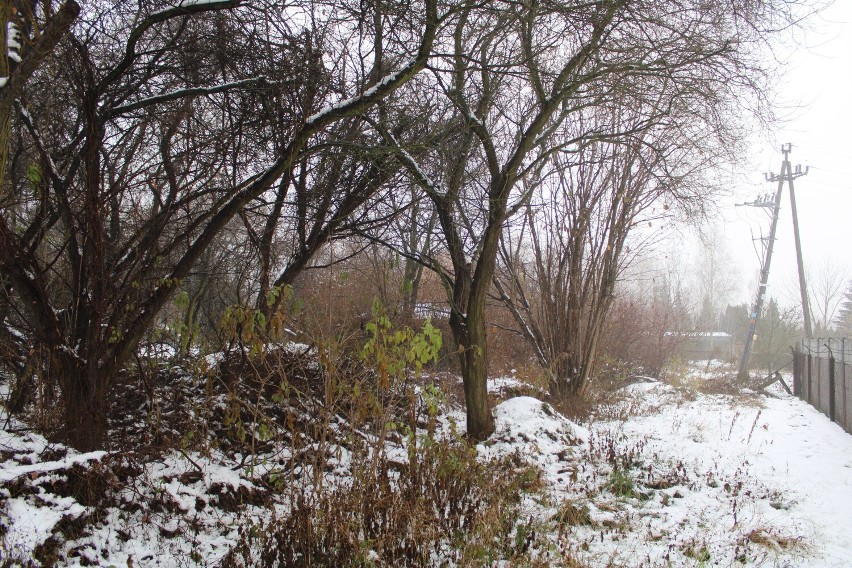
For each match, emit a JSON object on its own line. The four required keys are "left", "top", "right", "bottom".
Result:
{"left": 669, "top": 331, "right": 735, "bottom": 361}
{"left": 414, "top": 302, "right": 451, "bottom": 320}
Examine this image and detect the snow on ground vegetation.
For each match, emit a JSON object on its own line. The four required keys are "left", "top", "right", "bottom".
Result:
{"left": 1, "top": 354, "right": 851, "bottom": 566}
{"left": 480, "top": 373, "right": 852, "bottom": 566}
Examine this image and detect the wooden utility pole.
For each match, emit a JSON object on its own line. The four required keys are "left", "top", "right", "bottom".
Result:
{"left": 737, "top": 182, "right": 783, "bottom": 380}
{"left": 787, "top": 158, "right": 813, "bottom": 337}
{"left": 737, "top": 144, "right": 809, "bottom": 379}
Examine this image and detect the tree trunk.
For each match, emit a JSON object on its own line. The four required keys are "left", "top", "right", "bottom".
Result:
{"left": 178, "top": 275, "right": 209, "bottom": 359}
{"left": 549, "top": 353, "right": 592, "bottom": 400}
{"left": 449, "top": 247, "right": 497, "bottom": 441}
{"left": 450, "top": 303, "right": 495, "bottom": 441}
{"left": 549, "top": 355, "right": 577, "bottom": 400}
{"left": 58, "top": 360, "right": 109, "bottom": 452}
{"left": 400, "top": 256, "right": 422, "bottom": 320}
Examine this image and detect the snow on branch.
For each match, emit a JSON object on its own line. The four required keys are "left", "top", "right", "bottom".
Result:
{"left": 149, "top": 0, "right": 242, "bottom": 19}
{"left": 366, "top": 117, "right": 446, "bottom": 199}
{"left": 108, "top": 76, "right": 276, "bottom": 116}
{"left": 303, "top": 0, "right": 437, "bottom": 128}
{"left": 306, "top": 68, "right": 412, "bottom": 124}
{"left": 7, "top": 20, "right": 22, "bottom": 64}
{"left": 98, "top": 0, "right": 241, "bottom": 92}
{"left": 0, "top": 1, "right": 80, "bottom": 112}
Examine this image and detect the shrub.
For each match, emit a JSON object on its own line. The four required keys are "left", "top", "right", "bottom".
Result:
{"left": 221, "top": 437, "right": 544, "bottom": 567}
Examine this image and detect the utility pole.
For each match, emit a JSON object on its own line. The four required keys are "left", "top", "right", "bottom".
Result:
{"left": 737, "top": 144, "right": 809, "bottom": 379}
{"left": 788, "top": 160, "right": 813, "bottom": 337}
{"left": 737, "top": 181, "right": 783, "bottom": 380}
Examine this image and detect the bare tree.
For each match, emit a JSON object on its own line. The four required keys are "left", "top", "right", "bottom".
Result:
{"left": 0, "top": 0, "right": 438, "bottom": 450}
{"left": 808, "top": 259, "right": 849, "bottom": 336}
{"left": 693, "top": 227, "right": 737, "bottom": 332}
{"left": 377, "top": 0, "right": 791, "bottom": 437}
{"left": 243, "top": 121, "right": 407, "bottom": 317}
{"left": 495, "top": 112, "right": 709, "bottom": 397}
{"left": 599, "top": 270, "right": 693, "bottom": 379}
{"left": 0, "top": 0, "right": 81, "bottom": 179}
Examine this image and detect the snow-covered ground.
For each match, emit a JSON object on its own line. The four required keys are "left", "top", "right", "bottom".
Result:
{"left": 479, "top": 376, "right": 852, "bottom": 567}
{"left": 1, "top": 367, "right": 851, "bottom": 566}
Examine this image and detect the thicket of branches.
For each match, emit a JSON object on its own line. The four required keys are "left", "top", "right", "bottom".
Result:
{"left": 0, "top": 0, "right": 803, "bottom": 450}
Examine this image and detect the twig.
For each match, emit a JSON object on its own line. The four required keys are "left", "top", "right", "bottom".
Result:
{"left": 178, "top": 448, "right": 204, "bottom": 473}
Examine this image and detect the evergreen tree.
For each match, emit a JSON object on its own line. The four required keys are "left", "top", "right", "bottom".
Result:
{"left": 754, "top": 298, "right": 799, "bottom": 376}
{"left": 835, "top": 280, "right": 852, "bottom": 337}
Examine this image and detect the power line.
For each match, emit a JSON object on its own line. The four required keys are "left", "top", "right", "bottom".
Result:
{"left": 807, "top": 180, "right": 852, "bottom": 191}
{"left": 807, "top": 165, "right": 848, "bottom": 176}
{"left": 794, "top": 145, "right": 852, "bottom": 160}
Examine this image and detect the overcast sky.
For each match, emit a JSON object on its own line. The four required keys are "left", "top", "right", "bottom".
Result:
{"left": 714, "top": 1, "right": 851, "bottom": 312}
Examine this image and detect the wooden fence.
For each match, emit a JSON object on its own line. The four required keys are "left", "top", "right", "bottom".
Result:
{"left": 793, "top": 338, "right": 852, "bottom": 434}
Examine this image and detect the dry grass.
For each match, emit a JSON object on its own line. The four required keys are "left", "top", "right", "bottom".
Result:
{"left": 220, "top": 438, "right": 548, "bottom": 567}
{"left": 552, "top": 500, "right": 594, "bottom": 528}
{"left": 745, "top": 527, "right": 802, "bottom": 551}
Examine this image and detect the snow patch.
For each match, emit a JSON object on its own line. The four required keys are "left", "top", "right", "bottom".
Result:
{"left": 3, "top": 498, "right": 65, "bottom": 558}
{"left": 480, "top": 396, "right": 587, "bottom": 472}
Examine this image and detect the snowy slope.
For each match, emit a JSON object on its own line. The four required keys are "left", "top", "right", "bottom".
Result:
{"left": 1, "top": 370, "right": 851, "bottom": 566}
{"left": 479, "top": 377, "right": 852, "bottom": 567}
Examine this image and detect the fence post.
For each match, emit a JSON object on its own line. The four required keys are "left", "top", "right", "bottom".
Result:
{"left": 842, "top": 338, "right": 848, "bottom": 431}
{"left": 796, "top": 337, "right": 851, "bottom": 434}
{"left": 792, "top": 345, "right": 801, "bottom": 397}
{"left": 828, "top": 349, "right": 836, "bottom": 423}
{"left": 817, "top": 338, "right": 823, "bottom": 413}
{"left": 806, "top": 342, "right": 813, "bottom": 404}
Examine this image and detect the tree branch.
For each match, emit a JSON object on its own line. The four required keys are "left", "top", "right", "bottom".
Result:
{"left": 0, "top": 0, "right": 80, "bottom": 119}
{"left": 108, "top": 76, "right": 276, "bottom": 117}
